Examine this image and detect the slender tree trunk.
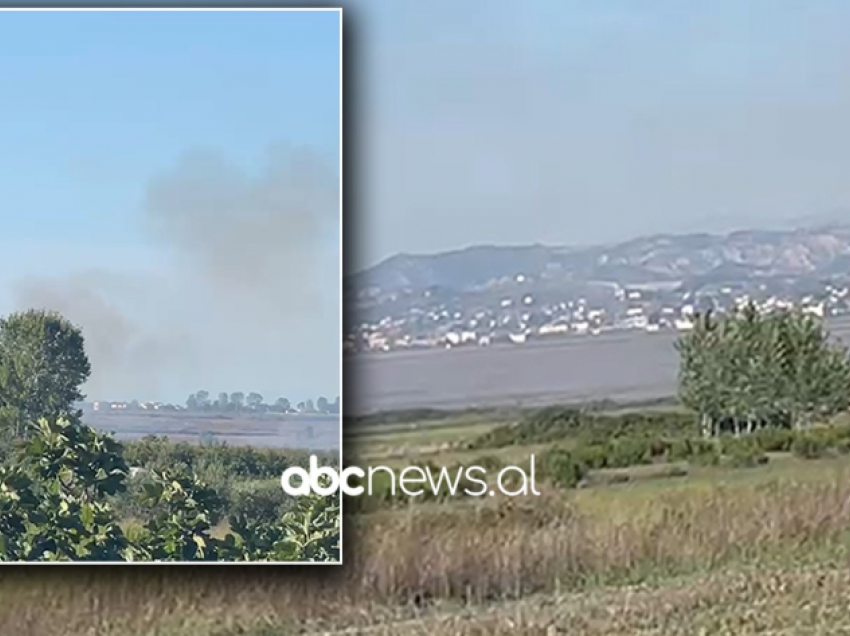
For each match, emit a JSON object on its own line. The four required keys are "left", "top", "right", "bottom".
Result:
{"left": 700, "top": 413, "right": 712, "bottom": 438}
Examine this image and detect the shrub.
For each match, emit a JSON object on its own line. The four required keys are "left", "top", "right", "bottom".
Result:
{"left": 752, "top": 427, "right": 795, "bottom": 453}
{"left": 539, "top": 448, "right": 585, "bottom": 489}
{"left": 647, "top": 437, "right": 671, "bottom": 458}
{"left": 726, "top": 443, "right": 769, "bottom": 468}
{"left": 666, "top": 438, "right": 699, "bottom": 462}
{"left": 573, "top": 443, "right": 609, "bottom": 470}
{"left": 791, "top": 433, "right": 831, "bottom": 459}
{"left": 687, "top": 439, "right": 721, "bottom": 466}
{"left": 467, "top": 408, "right": 698, "bottom": 451}
{"left": 229, "top": 479, "right": 294, "bottom": 525}
{"left": 606, "top": 437, "right": 652, "bottom": 469}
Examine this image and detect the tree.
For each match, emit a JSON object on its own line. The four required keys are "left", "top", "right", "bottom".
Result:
{"left": 0, "top": 415, "right": 342, "bottom": 562}
{"left": 304, "top": 399, "right": 316, "bottom": 413}
{"left": 246, "top": 392, "right": 263, "bottom": 411}
{"left": 194, "top": 391, "right": 210, "bottom": 411}
{"left": 0, "top": 309, "right": 91, "bottom": 436}
{"left": 316, "top": 396, "right": 329, "bottom": 413}
{"left": 230, "top": 392, "right": 245, "bottom": 411}
{"left": 273, "top": 397, "right": 290, "bottom": 413}
{"left": 185, "top": 394, "right": 199, "bottom": 411}
{"left": 217, "top": 392, "right": 229, "bottom": 411}
{"left": 676, "top": 305, "right": 850, "bottom": 437}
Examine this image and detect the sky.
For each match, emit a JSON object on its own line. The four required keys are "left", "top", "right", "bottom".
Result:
{"left": 0, "top": 9, "right": 341, "bottom": 404}
{"left": 6, "top": 2, "right": 850, "bottom": 400}
{"left": 353, "top": 0, "right": 850, "bottom": 268}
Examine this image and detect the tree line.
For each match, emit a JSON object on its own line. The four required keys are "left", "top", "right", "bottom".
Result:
{"left": 184, "top": 391, "right": 340, "bottom": 415}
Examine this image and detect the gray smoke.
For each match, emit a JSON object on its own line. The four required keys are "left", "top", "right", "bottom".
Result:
{"left": 144, "top": 142, "right": 340, "bottom": 327}
{"left": 12, "top": 269, "right": 196, "bottom": 400}
{"left": 11, "top": 142, "right": 340, "bottom": 402}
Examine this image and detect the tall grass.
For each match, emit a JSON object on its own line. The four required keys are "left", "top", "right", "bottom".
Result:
{"left": 3, "top": 469, "right": 850, "bottom": 634}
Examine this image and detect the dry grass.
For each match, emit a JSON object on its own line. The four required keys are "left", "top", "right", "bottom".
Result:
{"left": 4, "top": 463, "right": 850, "bottom": 635}
{"left": 321, "top": 561, "right": 850, "bottom": 635}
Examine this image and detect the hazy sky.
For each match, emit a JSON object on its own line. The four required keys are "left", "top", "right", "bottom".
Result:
{"left": 0, "top": 9, "right": 340, "bottom": 404}
{"left": 355, "top": 0, "right": 850, "bottom": 267}
{"left": 6, "top": 3, "right": 850, "bottom": 400}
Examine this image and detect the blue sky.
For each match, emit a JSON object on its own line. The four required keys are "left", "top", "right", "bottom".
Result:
{"left": 354, "top": 0, "right": 850, "bottom": 266}
{"left": 0, "top": 9, "right": 340, "bottom": 404}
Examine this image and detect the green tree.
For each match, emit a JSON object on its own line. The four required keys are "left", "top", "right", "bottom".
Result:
{"left": 0, "top": 309, "right": 91, "bottom": 436}
{"left": 246, "top": 392, "right": 263, "bottom": 411}
{"left": 194, "top": 390, "right": 210, "bottom": 411}
{"left": 676, "top": 305, "right": 850, "bottom": 436}
{"left": 0, "top": 415, "right": 342, "bottom": 562}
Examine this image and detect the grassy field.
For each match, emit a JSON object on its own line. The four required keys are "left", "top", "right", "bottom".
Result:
{"left": 6, "top": 407, "right": 850, "bottom": 634}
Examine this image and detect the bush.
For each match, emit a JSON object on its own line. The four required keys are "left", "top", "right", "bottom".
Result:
{"left": 539, "top": 448, "right": 585, "bottom": 489}
{"left": 229, "top": 479, "right": 294, "bottom": 525}
{"left": 467, "top": 408, "right": 698, "bottom": 451}
{"left": 606, "top": 437, "right": 652, "bottom": 469}
{"left": 688, "top": 439, "right": 721, "bottom": 466}
{"left": 122, "top": 436, "right": 326, "bottom": 480}
{"left": 647, "top": 437, "right": 671, "bottom": 458}
{"left": 791, "top": 433, "right": 831, "bottom": 459}
{"left": 752, "top": 427, "right": 795, "bottom": 453}
{"left": 573, "top": 443, "right": 609, "bottom": 470}
{"left": 726, "top": 443, "right": 769, "bottom": 468}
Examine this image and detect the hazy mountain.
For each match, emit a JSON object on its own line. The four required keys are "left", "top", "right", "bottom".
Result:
{"left": 348, "top": 223, "right": 850, "bottom": 297}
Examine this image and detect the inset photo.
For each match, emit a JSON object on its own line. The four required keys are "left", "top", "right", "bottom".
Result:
{"left": 0, "top": 8, "right": 342, "bottom": 563}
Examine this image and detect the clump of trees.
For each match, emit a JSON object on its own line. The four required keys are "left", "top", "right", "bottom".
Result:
{"left": 0, "top": 309, "right": 340, "bottom": 562}
{"left": 676, "top": 305, "right": 850, "bottom": 437}
{"left": 185, "top": 391, "right": 340, "bottom": 415}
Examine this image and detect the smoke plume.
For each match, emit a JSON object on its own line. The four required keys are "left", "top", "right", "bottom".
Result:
{"left": 11, "top": 142, "right": 340, "bottom": 402}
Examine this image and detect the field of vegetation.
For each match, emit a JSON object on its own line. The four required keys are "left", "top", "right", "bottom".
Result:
{"left": 4, "top": 304, "right": 850, "bottom": 633}
{"left": 0, "top": 309, "right": 341, "bottom": 562}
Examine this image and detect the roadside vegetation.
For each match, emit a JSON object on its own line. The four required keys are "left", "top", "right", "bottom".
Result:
{"left": 4, "top": 305, "right": 850, "bottom": 632}
{"left": 0, "top": 309, "right": 340, "bottom": 562}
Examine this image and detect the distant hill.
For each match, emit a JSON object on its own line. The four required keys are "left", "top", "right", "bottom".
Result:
{"left": 347, "top": 223, "right": 850, "bottom": 297}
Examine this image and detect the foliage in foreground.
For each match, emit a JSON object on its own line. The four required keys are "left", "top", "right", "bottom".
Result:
{"left": 0, "top": 417, "right": 340, "bottom": 562}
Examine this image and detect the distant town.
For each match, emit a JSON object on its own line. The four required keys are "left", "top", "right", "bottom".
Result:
{"left": 81, "top": 391, "right": 341, "bottom": 415}
{"left": 346, "top": 277, "right": 850, "bottom": 354}
{"left": 345, "top": 225, "right": 850, "bottom": 355}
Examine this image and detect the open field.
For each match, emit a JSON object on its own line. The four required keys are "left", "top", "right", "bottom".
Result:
{"left": 83, "top": 410, "right": 341, "bottom": 450}
{"left": 8, "top": 401, "right": 850, "bottom": 633}
{"left": 3, "top": 455, "right": 850, "bottom": 634}
{"left": 348, "top": 315, "right": 850, "bottom": 414}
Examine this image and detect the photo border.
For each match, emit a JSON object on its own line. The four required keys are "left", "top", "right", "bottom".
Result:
{"left": 0, "top": 4, "right": 345, "bottom": 567}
